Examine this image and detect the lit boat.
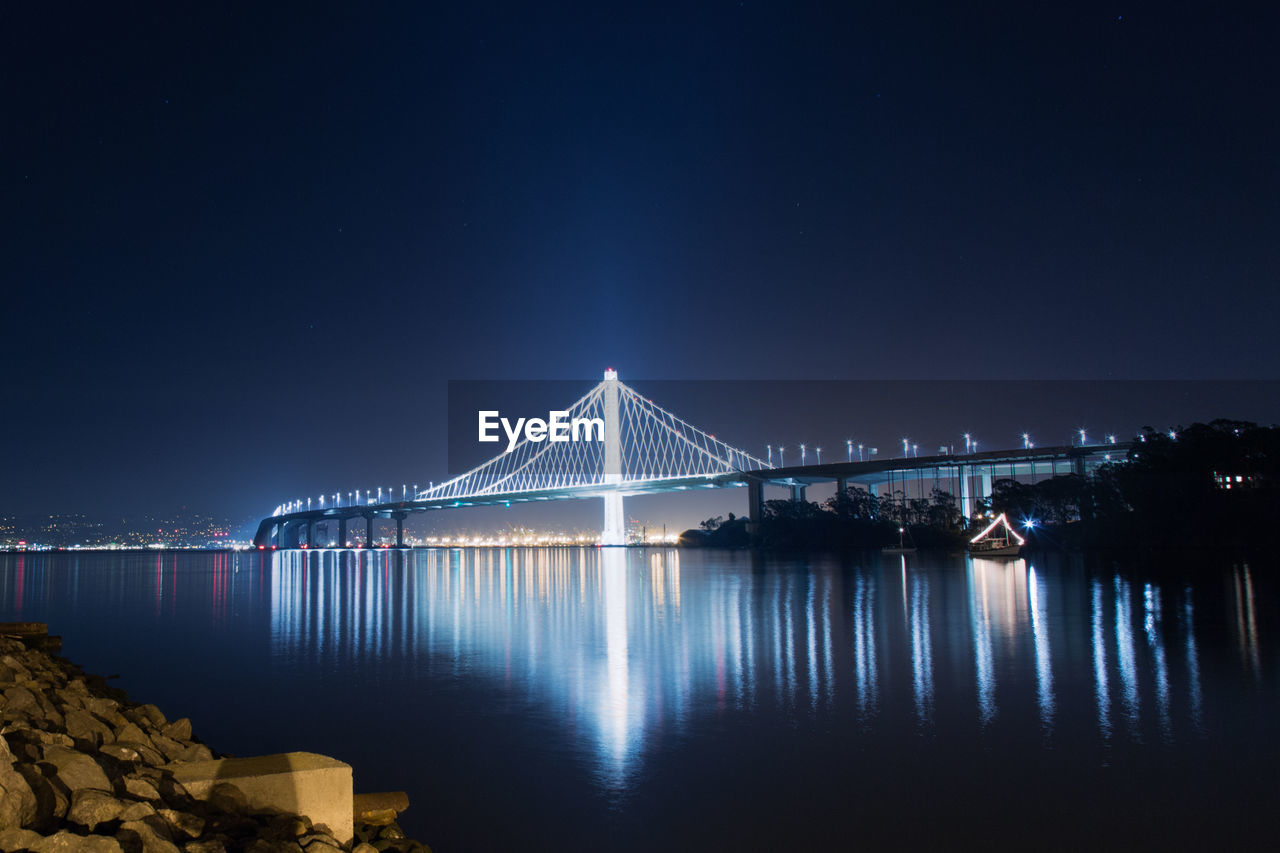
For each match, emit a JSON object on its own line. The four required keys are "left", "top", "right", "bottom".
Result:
{"left": 967, "top": 513, "right": 1025, "bottom": 558}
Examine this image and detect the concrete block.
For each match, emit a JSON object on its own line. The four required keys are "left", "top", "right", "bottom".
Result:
{"left": 166, "top": 752, "right": 353, "bottom": 844}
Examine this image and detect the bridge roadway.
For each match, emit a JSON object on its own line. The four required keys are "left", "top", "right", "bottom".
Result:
{"left": 253, "top": 442, "right": 1129, "bottom": 548}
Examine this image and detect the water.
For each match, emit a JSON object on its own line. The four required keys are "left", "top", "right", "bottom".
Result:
{"left": 1, "top": 548, "right": 1275, "bottom": 851}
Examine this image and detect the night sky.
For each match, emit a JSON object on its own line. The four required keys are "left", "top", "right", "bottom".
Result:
{"left": 3, "top": 3, "right": 1278, "bottom": 526}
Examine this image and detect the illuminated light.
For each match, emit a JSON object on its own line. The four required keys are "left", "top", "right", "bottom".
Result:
{"left": 1079, "top": 429, "right": 1087, "bottom": 445}
{"left": 969, "top": 513, "right": 1026, "bottom": 546}
{"left": 258, "top": 545, "right": 264, "bottom": 550}
{"left": 1022, "top": 518, "right": 1038, "bottom": 529}
{"left": 1168, "top": 430, "right": 1177, "bottom": 440}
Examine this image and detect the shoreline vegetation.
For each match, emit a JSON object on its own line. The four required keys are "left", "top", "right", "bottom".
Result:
{"left": 682, "top": 420, "right": 1280, "bottom": 555}
{"left": 0, "top": 630, "right": 431, "bottom": 853}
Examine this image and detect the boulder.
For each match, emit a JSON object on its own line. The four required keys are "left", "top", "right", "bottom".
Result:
{"left": 122, "top": 776, "right": 162, "bottom": 802}
{"left": 66, "top": 709, "right": 116, "bottom": 748}
{"left": 68, "top": 788, "right": 128, "bottom": 831}
{"left": 0, "top": 828, "right": 44, "bottom": 850}
{"left": 33, "top": 830, "right": 125, "bottom": 853}
{"left": 100, "top": 743, "right": 142, "bottom": 764}
{"left": 119, "top": 801, "right": 157, "bottom": 822}
{"left": 114, "top": 723, "right": 154, "bottom": 749}
{"left": 0, "top": 736, "right": 38, "bottom": 829}
{"left": 156, "top": 809, "right": 205, "bottom": 840}
{"left": 39, "top": 745, "right": 112, "bottom": 794}
{"left": 183, "top": 838, "right": 230, "bottom": 853}
{"left": 160, "top": 719, "right": 192, "bottom": 743}
{"left": 117, "top": 818, "right": 180, "bottom": 853}
{"left": 4, "top": 686, "right": 40, "bottom": 715}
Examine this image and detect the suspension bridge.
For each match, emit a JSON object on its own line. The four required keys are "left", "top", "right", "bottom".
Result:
{"left": 253, "top": 370, "right": 1127, "bottom": 549}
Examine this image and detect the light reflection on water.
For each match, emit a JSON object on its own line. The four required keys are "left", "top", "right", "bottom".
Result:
{"left": 0, "top": 548, "right": 1274, "bottom": 849}
{"left": 258, "top": 548, "right": 1223, "bottom": 784}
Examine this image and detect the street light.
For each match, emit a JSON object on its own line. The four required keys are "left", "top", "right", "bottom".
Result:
{"left": 846, "top": 439, "right": 852, "bottom": 463}
{"left": 767, "top": 444, "right": 773, "bottom": 466}
{"left": 1022, "top": 432, "right": 1031, "bottom": 450}
{"left": 912, "top": 443, "right": 918, "bottom": 458}
{"left": 964, "top": 433, "right": 972, "bottom": 454}
{"left": 858, "top": 443, "right": 864, "bottom": 461}
{"left": 800, "top": 444, "right": 807, "bottom": 465}
{"left": 779, "top": 446, "right": 786, "bottom": 466}
{"left": 816, "top": 446, "right": 822, "bottom": 464}
{"left": 1079, "top": 429, "right": 1087, "bottom": 446}
{"left": 902, "top": 437, "right": 910, "bottom": 458}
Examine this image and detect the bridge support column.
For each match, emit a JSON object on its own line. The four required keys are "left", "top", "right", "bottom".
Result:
{"left": 393, "top": 513, "right": 407, "bottom": 547}
{"left": 601, "top": 368, "right": 625, "bottom": 545}
{"left": 338, "top": 518, "right": 348, "bottom": 548}
{"left": 980, "top": 468, "right": 993, "bottom": 509}
{"left": 307, "top": 521, "right": 317, "bottom": 548}
{"left": 747, "top": 479, "right": 764, "bottom": 530}
{"left": 602, "top": 494, "right": 625, "bottom": 546}
{"left": 835, "top": 476, "right": 848, "bottom": 496}
{"left": 959, "top": 465, "right": 972, "bottom": 520}
{"left": 790, "top": 484, "right": 806, "bottom": 502}
{"left": 364, "top": 514, "right": 374, "bottom": 547}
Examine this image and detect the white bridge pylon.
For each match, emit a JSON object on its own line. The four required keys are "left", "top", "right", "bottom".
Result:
{"left": 416, "top": 370, "right": 773, "bottom": 544}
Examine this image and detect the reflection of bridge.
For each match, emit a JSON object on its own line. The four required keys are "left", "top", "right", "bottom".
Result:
{"left": 254, "top": 370, "right": 1129, "bottom": 549}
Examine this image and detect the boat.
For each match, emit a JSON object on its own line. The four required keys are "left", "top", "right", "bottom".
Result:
{"left": 882, "top": 526, "right": 917, "bottom": 555}
{"left": 967, "top": 513, "right": 1025, "bottom": 558}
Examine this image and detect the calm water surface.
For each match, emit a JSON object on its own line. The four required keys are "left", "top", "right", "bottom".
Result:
{"left": 0, "top": 548, "right": 1276, "bottom": 851}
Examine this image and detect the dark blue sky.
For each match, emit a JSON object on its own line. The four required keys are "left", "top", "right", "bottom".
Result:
{"left": 3, "top": 3, "right": 1277, "bottom": 522}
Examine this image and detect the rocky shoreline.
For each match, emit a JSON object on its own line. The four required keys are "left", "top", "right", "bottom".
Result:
{"left": 0, "top": 633, "right": 430, "bottom": 853}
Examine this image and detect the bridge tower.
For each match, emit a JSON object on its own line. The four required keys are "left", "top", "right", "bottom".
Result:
{"left": 601, "top": 368, "right": 625, "bottom": 545}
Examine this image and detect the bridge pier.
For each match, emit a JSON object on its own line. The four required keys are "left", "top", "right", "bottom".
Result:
{"left": 746, "top": 479, "right": 764, "bottom": 529}
{"left": 364, "top": 514, "right": 374, "bottom": 547}
{"left": 393, "top": 512, "right": 407, "bottom": 547}
{"left": 790, "top": 484, "right": 806, "bottom": 502}
{"left": 835, "top": 476, "right": 848, "bottom": 495}
{"left": 959, "top": 465, "right": 972, "bottom": 519}
{"left": 600, "top": 369, "right": 625, "bottom": 545}
{"left": 307, "top": 521, "right": 317, "bottom": 548}
{"left": 337, "top": 518, "right": 348, "bottom": 548}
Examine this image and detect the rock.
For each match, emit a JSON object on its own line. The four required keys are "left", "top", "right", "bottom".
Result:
{"left": 136, "top": 706, "right": 167, "bottom": 729}
{"left": 84, "top": 697, "right": 122, "bottom": 723}
{"left": 32, "top": 830, "right": 124, "bottom": 853}
{"left": 183, "top": 838, "right": 229, "bottom": 853}
{"left": 245, "top": 840, "right": 304, "bottom": 853}
{"left": 0, "top": 737, "right": 38, "bottom": 830}
{"left": 353, "top": 844, "right": 379, "bottom": 853}
{"left": 123, "top": 776, "right": 162, "bottom": 801}
{"left": 39, "top": 746, "right": 111, "bottom": 794}
{"left": 0, "top": 828, "right": 44, "bottom": 850}
{"left": 0, "top": 655, "right": 33, "bottom": 680}
{"left": 27, "top": 730, "right": 76, "bottom": 749}
{"left": 118, "top": 818, "right": 180, "bottom": 853}
{"left": 66, "top": 709, "right": 116, "bottom": 748}
{"left": 173, "top": 744, "right": 213, "bottom": 763}
{"left": 16, "top": 762, "right": 69, "bottom": 824}
{"left": 68, "top": 788, "right": 128, "bottom": 831}
{"left": 160, "top": 719, "right": 192, "bottom": 743}
{"left": 119, "top": 801, "right": 157, "bottom": 822}
{"left": 156, "top": 809, "right": 205, "bottom": 840}
{"left": 4, "top": 686, "right": 40, "bottom": 714}
{"left": 114, "top": 723, "right": 154, "bottom": 749}
{"left": 148, "top": 734, "right": 186, "bottom": 762}
{"left": 100, "top": 743, "right": 141, "bottom": 763}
